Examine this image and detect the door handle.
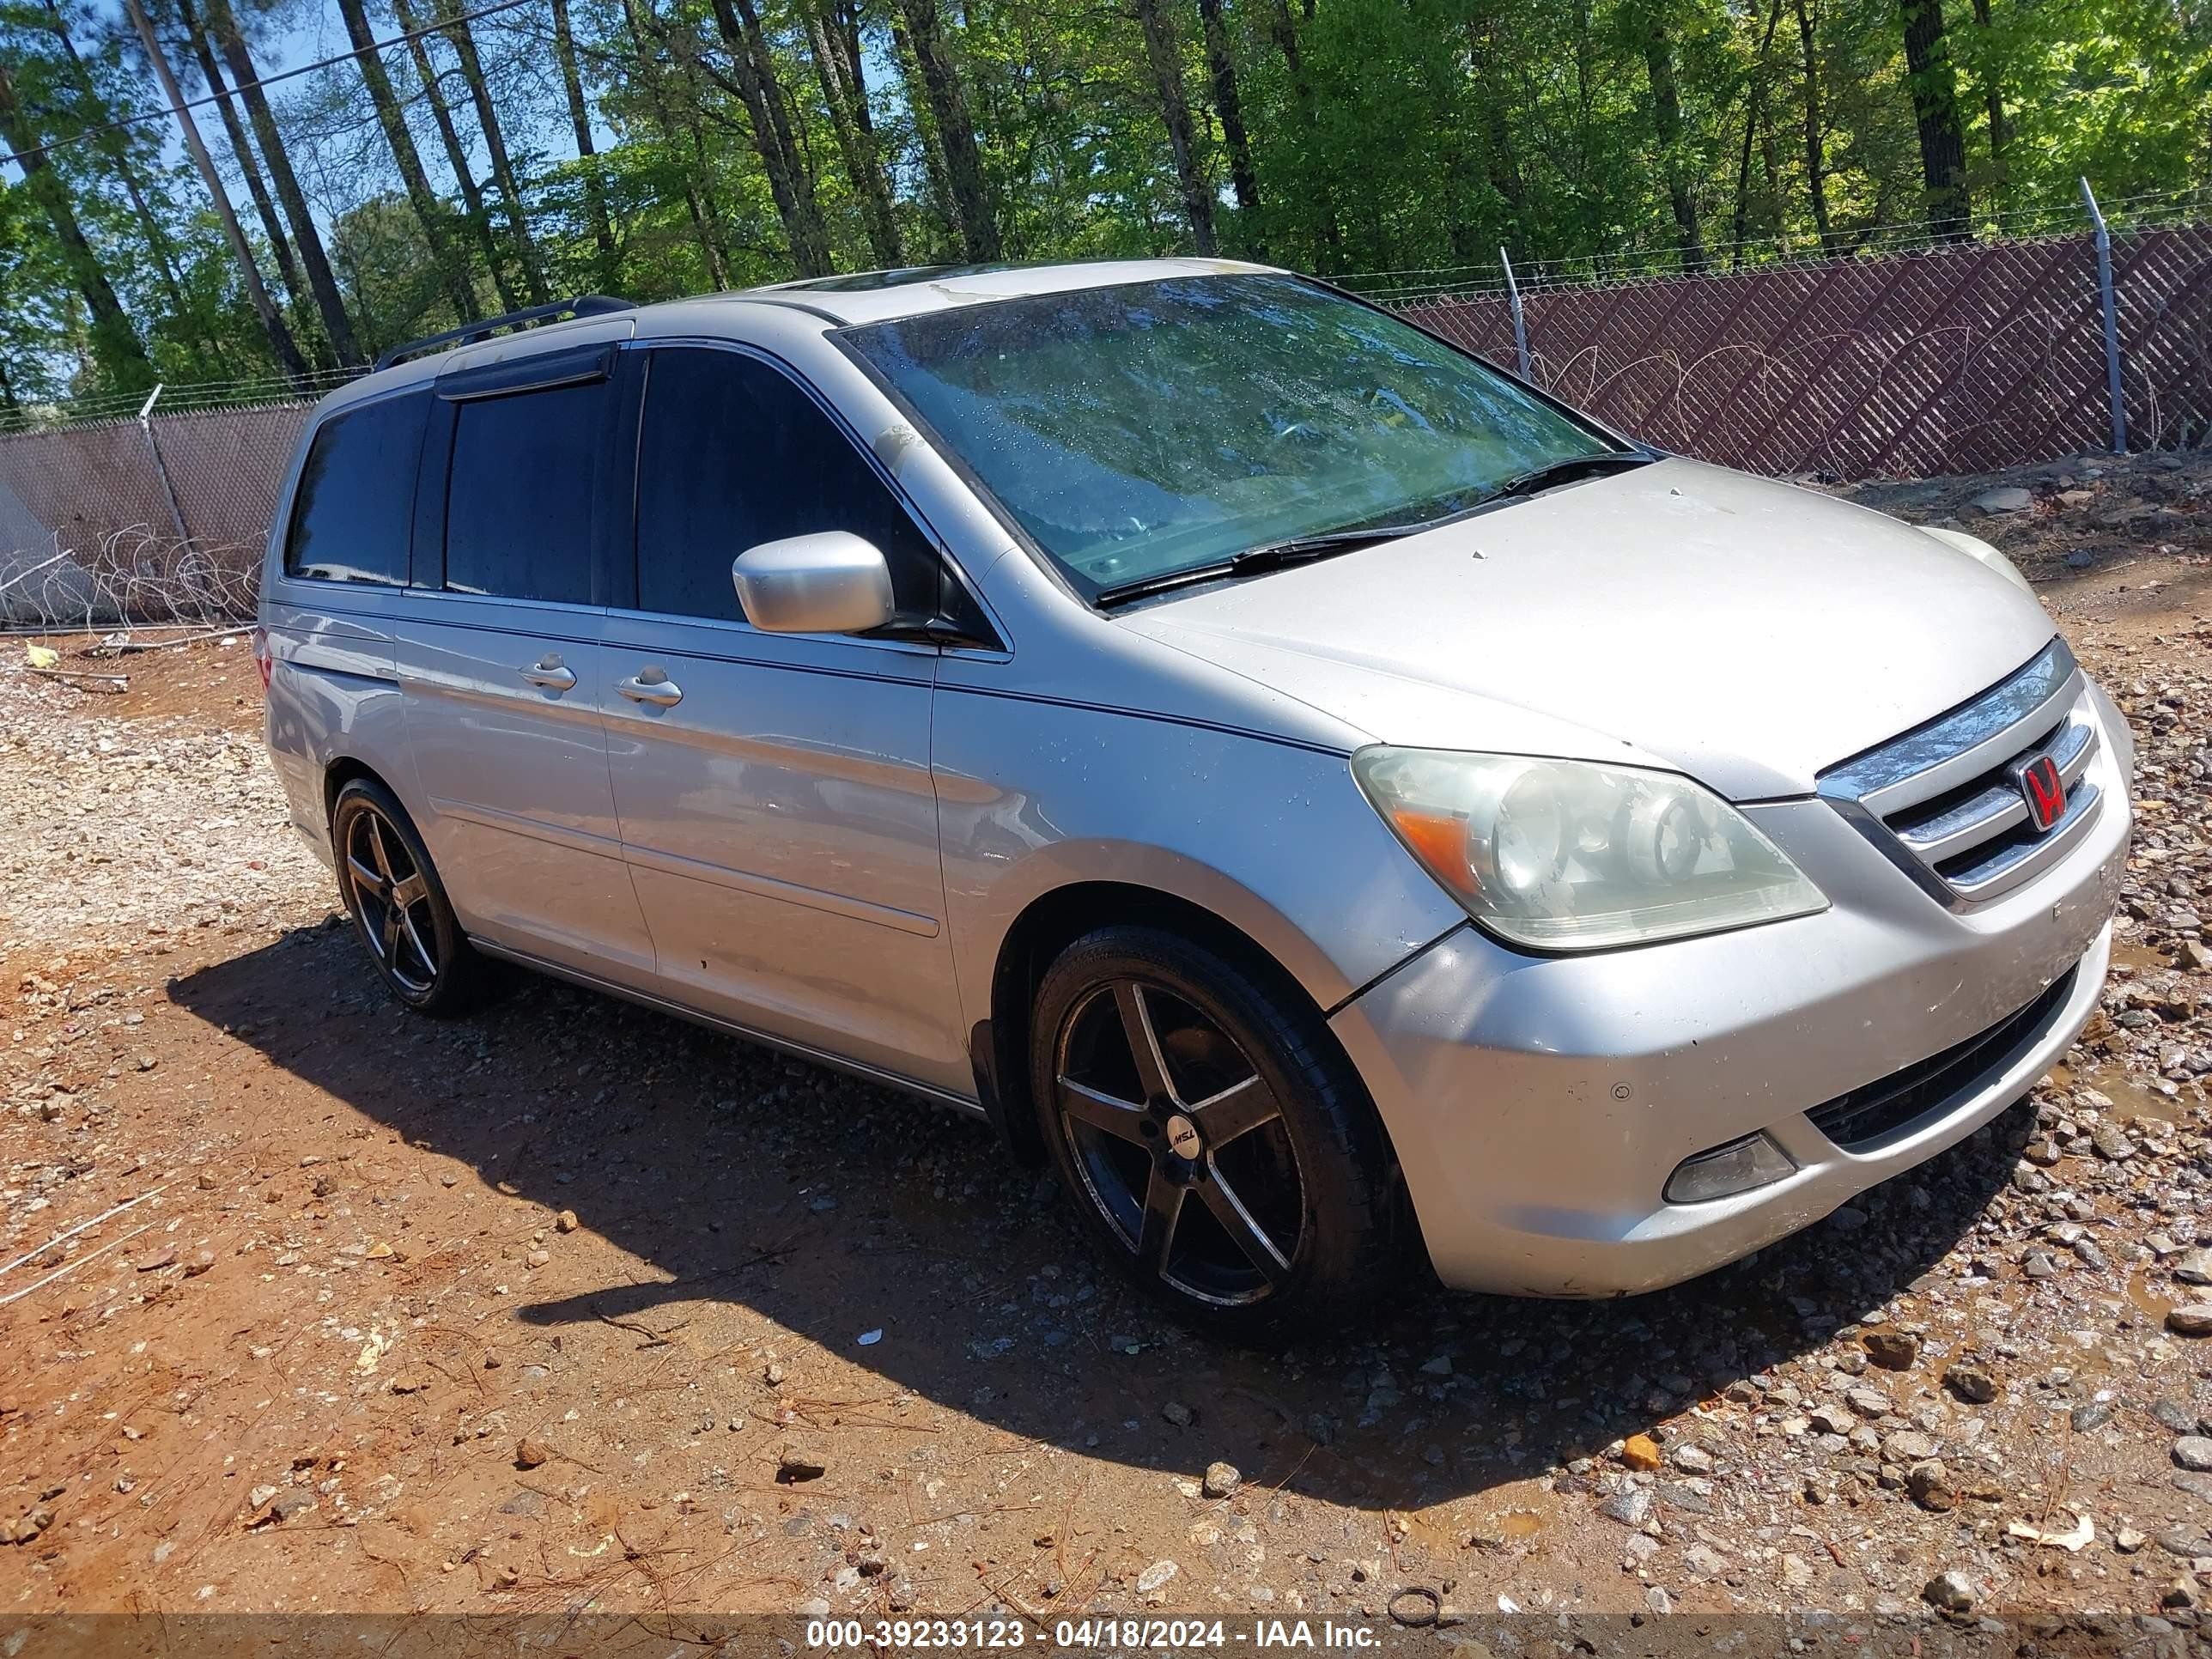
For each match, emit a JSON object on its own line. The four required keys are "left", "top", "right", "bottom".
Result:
{"left": 520, "top": 654, "right": 577, "bottom": 692}
{"left": 617, "top": 667, "right": 684, "bottom": 708}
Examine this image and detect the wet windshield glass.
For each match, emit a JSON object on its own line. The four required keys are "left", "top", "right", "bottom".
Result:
{"left": 840, "top": 273, "right": 1621, "bottom": 599}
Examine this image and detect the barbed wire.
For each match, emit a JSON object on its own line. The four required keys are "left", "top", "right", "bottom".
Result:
{"left": 0, "top": 530, "right": 259, "bottom": 630}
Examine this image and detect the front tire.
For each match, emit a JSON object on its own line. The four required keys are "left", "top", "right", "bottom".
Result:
{"left": 331, "top": 778, "right": 493, "bottom": 1017}
{"left": 1030, "top": 926, "right": 1408, "bottom": 1340}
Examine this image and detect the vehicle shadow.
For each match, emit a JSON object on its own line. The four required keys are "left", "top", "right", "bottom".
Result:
{"left": 171, "top": 922, "right": 2033, "bottom": 1516}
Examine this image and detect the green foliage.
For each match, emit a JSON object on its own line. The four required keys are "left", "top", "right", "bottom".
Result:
{"left": 3, "top": 0, "right": 2209, "bottom": 408}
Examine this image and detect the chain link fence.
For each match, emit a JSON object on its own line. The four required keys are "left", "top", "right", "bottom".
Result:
{"left": 3, "top": 216, "right": 2209, "bottom": 627}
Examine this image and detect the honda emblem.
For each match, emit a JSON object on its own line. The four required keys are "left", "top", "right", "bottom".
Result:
{"left": 2016, "top": 755, "right": 2065, "bottom": 833}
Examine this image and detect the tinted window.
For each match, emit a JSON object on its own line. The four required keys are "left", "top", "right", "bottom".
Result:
{"left": 283, "top": 391, "right": 427, "bottom": 584}
{"left": 444, "top": 380, "right": 604, "bottom": 603}
{"left": 635, "top": 348, "right": 937, "bottom": 623}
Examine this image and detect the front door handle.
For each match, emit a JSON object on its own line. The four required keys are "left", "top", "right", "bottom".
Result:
{"left": 617, "top": 666, "right": 684, "bottom": 708}
{"left": 520, "top": 654, "right": 577, "bottom": 692}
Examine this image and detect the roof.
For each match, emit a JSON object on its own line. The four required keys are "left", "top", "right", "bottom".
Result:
{"left": 732, "top": 256, "right": 1277, "bottom": 325}
{"left": 319, "top": 257, "right": 1279, "bottom": 417}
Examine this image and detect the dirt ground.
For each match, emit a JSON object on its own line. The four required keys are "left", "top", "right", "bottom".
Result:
{"left": 3, "top": 452, "right": 2210, "bottom": 1631}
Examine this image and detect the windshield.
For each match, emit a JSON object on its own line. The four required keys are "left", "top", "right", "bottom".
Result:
{"left": 839, "top": 273, "right": 1624, "bottom": 599}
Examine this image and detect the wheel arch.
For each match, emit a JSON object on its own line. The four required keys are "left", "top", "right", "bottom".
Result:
{"left": 976, "top": 878, "right": 1364, "bottom": 1169}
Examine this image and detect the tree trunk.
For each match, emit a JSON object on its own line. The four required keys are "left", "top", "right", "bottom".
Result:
{"left": 1897, "top": 0, "right": 1970, "bottom": 238}
{"left": 120, "top": 0, "right": 307, "bottom": 380}
{"left": 336, "top": 0, "right": 480, "bottom": 322}
{"left": 802, "top": 0, "right": 903, "bottom": 267}
{"left": 1730, "top": 0, "right": 1784, "bottom": 264}
{"left": 207, "top": 0, "right": 363, "bottom": 363}
{"left": 174, "top": 0, "right": 310, "bottom": 329}
{"left": 1968, "top": 0, "right": 2007, "bottom": 185}
{"left": 1132, "top": 0, "right": 1216, "bottom": 253}
{"left": 0, "top": 57, "right": 156, "bottom": 389}
{"left": 1792, "top": 0, "right": 1836, "bottom": 254}
{"left": 888, "top": 14, "right": 958, "bottom": 252}
{"left": 1467, "top": 3, "right": 1528, "bottom": 242}
{"left": 1636, "top": 6, "right": 1706, "bottom": 270}
{"left": 1196, "top": 0, "right": 1261, "bottom": 247}
{"left": 550, "top": 0, "right": 620, "bottom": 285}
{"left": 435, "top": 1, "right": 551, "bottom": 301}
{"left": 1266, "top": 0, "right": 1339, "bottom": 259}
{"left": 390, "top": 0, "right": 521, "bottom": 313}
{"left": 895, "top": 0, "right": 1000, "bottom": 260}
{"left": 734, "top": 0, "right": 836, "bottom": 268}
{"left": 707, "top": 0, "right": 835, "bottom": 275}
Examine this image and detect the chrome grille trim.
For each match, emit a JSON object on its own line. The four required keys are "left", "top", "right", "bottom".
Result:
{"left": 1817, "top": 639, "right": 2103, "bottom": 908}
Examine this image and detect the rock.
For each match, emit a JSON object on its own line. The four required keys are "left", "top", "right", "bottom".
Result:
{"left": 247, "top": 1484, "right": 279, "bottom": 1510}
{"left": 526, "top": 1249, "right": 549, "bottom": 1268}
{"left": 1943, "top": 1364, "right": 1998, "bottom": 1404}
{"left": 499, "top": 1489, "right": 546, "bottom": 1518}
{"left": 1908, "top": 1461, "right": 1954, "bottom": 1512}
{"left": 1671, "top": 1444, "right": 1716, "bottom": 1476}
{"left": 184, "top": 1249, "right": 215, "bottom": 1278}
{"left": 1846, "top": 1386, "right": 1893, "bottom": 1418}
{"left": 1683, "top": 1544, "right": 1726, "bottom": 1578}
{"left": 2064, "top": 548, "right": 2096, "bottom": 569}
{"left": 514, "top": 1437, "right": 550, "bottom": 1469}
{"left": 1863, "top": 1330, "right": 1920, "bottom": 1370}
{"left": 2091, "top": 1121, "right": 2135, "bottom": 1161}
{"left": 1135, "top": 1559, "right": 1178, "bottom": 1594}
{"left": 2173, "top": 1472, "right": 2212, "bottom": 1504}
{"left": 776, "top": 1449, "right": 827, "bottom": 1484}
{"left": 1923, "top": 1570, "right": 1976, "bottom": 1613}
{"left": 1620, "top": 1433, "right": 1662, "bottom": 1470}
{"left": 1884, "top": 1430, "right": 1939, "bottom": 1464}
{"left": 2174, "top": 1437, "right": 2212, "bottom": 1473}
{"left": 1808, "top": 1404, "right": 1856, "bottom": 1436}
{"left": 1202, "top": 1461, "right": 1241, "bottom": 1498}
{"left": 1598, "top": 1486, "right": 1653, "bottom": 1527}
{"left": 556, "top": 1209, "right": 579, "bottom": 1233}
{"left": 2071, "top": 1401, "right": 2116, "bottom": 1433}
{"left": 2116, "top": 1527, "right": 2148, "bottom": 1553}
{"left": 2166, "top": 1304, "right": 2212, "bottom": 1336}
{"left": 269, "top": 1490, "right": 315, "bottom": 1522}
{"left": 1161, "top": 1401, "right": 1194, "bottom": 1428}
{"left": 2173, "top": 1249, "right": 2212, "bottom": 1286}
{"left": 2153, "top": 1401, "right": 2201, "bottom": 1434}
{"left": 135, "top": 1245, "right": 176, "bottom": 1272}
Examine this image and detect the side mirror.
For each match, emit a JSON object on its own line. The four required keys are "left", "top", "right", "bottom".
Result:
{"left": 732, "top": 532, "right": 896, "bottom": 635}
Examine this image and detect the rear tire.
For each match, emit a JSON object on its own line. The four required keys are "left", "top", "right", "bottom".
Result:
{"left": 1030, "top": 925, "right": 1408, "bottom": 1342}
{"left": 331, "top": 778, "right": 495, "bottom": 1017}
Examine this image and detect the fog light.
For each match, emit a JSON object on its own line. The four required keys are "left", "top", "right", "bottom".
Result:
{"left": 1663, "top": 1131, "right": 1796, "bottom": 1204}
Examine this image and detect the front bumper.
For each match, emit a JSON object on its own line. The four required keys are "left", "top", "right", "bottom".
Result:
{"left": 1330, "top": 686, "right": 2133, "bottom": 1297}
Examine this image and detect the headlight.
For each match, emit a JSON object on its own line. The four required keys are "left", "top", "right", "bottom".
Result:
{"left": 1352, "top": 748, "right": 1827, "bottom": 951}
{"left": 1921, "top": 526, "right": 2034, "bottom": 597}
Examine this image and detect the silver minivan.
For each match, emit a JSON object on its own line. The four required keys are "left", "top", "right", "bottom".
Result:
{"left": 258, "top": 259, "right": 2130, "bottom": 1337}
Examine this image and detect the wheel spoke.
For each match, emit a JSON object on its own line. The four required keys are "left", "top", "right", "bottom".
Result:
{"left": 368, "top": 815, "right": 396, "bottom": 881}
{"left": 1114, "top": 982, "right": 1177, "bottom": 1104}
{"left": 389, "top": 872, "right": 428, "bottom": 910}
{"left": 396, "top": 906, "right": 437, "bottom": 981}
{"left": 373, "top": 900, "right": 400, "bottom": 963}
{"left": 1133, "top": 1168, "right": 1186, "bottom": 1278}
{"left": 1058, "top": 1077, "right": 1152, "bottom": 1146}
{"left": 345, "top": 854, "right": 388, "bottom": 902}
{"left": 1198, "top": 1164, "right": 1291, "bottom": 1285}
{"left": 1186, "top": 1075, "right": 1280, "bottom": 1148}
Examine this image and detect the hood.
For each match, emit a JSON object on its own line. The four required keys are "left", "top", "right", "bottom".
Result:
{"left": 1119, "top": 459, "right": 2057, "bottom": 800}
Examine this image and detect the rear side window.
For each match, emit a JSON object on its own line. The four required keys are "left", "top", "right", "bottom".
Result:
{"left": 634, "top": 348, "right": 937, "bottom": 623}
{"left": 444, "top": 380, "right": 605, "bottom": 604}
{"left": 283, "top": 391, "right": 428, "bottom": 584}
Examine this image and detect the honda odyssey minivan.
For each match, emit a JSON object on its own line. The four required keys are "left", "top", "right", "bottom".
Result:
{"left": 259, "top": 258, "right": 2130, "bottom": 1336}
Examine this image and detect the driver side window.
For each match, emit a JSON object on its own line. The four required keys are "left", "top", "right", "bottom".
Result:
{"left": 632, "top": 346, "right": 939, "bottom": 623}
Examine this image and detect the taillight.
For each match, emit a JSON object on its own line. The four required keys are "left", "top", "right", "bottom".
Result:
{"left": 252, "top": 625, "right": 273, "bottom": 694}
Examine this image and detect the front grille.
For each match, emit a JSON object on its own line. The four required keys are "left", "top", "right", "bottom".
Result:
{"left": 1817, "top": 640, "right": 2103, "bottom": 906}
{"left": 1808, "top": 967, "right": 2076, "bottom": 1152}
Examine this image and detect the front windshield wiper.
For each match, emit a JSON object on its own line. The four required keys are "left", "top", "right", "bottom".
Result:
{"left": 1094, "top": 520, "right": 1443, "bottom": 608}
{"left": 1091, "top": 453, "right": 1656, "bottom": 609}
{"left": 1484, "top": 450, "right": 1655, "bottom": 503}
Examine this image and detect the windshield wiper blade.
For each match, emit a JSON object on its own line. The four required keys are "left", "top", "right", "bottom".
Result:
{"left": 1095, "top": 520, "right": 1437, "bottom": 607}
{"left": 1486, "top": 450, "right": 1654, "bottom": 503}
{"left": 1225, "top": 522, "right": 1433, "bottom": 574}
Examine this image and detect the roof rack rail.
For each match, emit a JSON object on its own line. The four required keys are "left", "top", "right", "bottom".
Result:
{"left": 373, "top": 295, "right": 637, "bottom": 372}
